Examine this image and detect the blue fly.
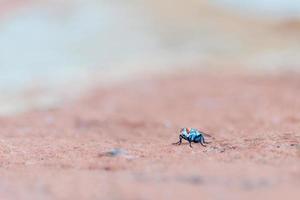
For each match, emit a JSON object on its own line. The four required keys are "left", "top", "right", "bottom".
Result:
{"left": 173, "top": 128, "right": 210, "bottom": 148}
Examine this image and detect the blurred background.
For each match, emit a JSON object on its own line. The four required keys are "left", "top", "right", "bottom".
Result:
{"left": 1, "top": 0, "right": 300, "bottom": 115}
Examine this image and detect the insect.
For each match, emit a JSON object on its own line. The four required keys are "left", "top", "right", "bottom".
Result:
{"left": 173, "top": 128, "right": 210, "bottom": 148}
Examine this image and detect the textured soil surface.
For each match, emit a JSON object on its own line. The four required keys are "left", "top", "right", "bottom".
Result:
{"left": 1, "top": 71, "right": 300, "bottom": 200}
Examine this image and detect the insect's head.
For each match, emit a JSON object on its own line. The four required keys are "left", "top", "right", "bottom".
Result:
{"left": 180, "top": 128, "right": 189, "bottom": 137}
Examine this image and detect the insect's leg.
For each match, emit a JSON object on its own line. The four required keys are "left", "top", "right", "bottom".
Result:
{"left": 199, "top": 136, "right": 206, "bottom": 147}
{"left": 173, "top": 135, "right": 183, "bottom": 145}
{"left": 189, "top": 140, "right": 193, "bottom": 148}
{"left": 203, "top": 137, "right": 211, "bottom": 144}
{"left": 178, "top": 135, "right": 183, "bottom": 145}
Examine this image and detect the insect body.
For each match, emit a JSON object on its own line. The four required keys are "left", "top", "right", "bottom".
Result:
{"left": 173, "top": 128, "right": 209, "bottom": 148}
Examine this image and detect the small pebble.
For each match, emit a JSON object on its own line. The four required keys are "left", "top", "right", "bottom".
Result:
{"left": 98, "top": 148, "right": 127, "bottom": 157}
{"left": 164, "top": 120, "right": 172, "bottom": 128}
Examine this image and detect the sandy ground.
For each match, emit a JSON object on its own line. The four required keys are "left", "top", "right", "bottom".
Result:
{"left": 0, "top": 71, "right": 300, "bottom": 200}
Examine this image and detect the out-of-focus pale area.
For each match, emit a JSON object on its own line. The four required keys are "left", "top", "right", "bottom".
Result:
{"left": 1, "top": 0, "right": 300, "bottom": 115}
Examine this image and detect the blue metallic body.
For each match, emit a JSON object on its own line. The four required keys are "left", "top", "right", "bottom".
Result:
{"left": 174, "top": 128, "right": 208, "bottom": 147}
{"left": 181, "top": 128, "right": 203, "bottom": 142}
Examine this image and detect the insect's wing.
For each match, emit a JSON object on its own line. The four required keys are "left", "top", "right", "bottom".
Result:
{"left": 200, "top": 131, "right": 215, "bottom": 139}
{"left": 203, "top": 133, "right": 212, "bottom": 137}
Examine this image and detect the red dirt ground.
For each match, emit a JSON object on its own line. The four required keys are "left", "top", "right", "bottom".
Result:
{"left": 0, "top": 71, "right": 300, "bottom": 200}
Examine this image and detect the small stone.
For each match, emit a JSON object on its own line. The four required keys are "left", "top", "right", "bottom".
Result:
{"left": 164, "top": 120, "right": 172, "bottom": 128}
{"left": 220, "top": 148, "right": 226, "bottom": 153}
{"left": 98, "top": 148, "right": 127, "bottom": 157}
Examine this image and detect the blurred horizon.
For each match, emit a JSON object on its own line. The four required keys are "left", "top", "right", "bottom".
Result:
{"left": 1, "top": 0, "right": 300, "bottom": 115}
